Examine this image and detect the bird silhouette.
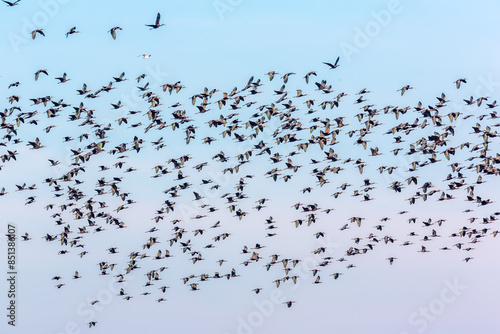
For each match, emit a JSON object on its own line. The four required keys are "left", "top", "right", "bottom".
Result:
{"left": 323, "top": 57, "right": 340, "bottom": 69}
{"left": 146, "top": 13, "right": 165, "bottom": 29}
{"left": 31, "top": 29, "right": 45, "bottom": 40}
{"left": 3, "top": 0, "right": 21, "bottom": 6}
{"left": 66, "top": 27, "right": 79, "bottom": 38}
{"left": 109, "top": 27, "right": 122, "bottom": 40}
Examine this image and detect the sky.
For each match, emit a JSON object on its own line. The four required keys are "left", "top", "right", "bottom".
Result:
{"left": 1, "top": 1, "right": 500, "bottom": 333}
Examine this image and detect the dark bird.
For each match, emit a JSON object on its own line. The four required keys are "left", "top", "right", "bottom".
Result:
{"left": 109, "top": 27, "right": 122, "bottom": 40}
{"left": 55, "top": 73, "right": 70, "bottom": 84}
{"left": 31, "top": 29, "right": 45, "bottom": 40}
{"left": 66, "top": 27, "right": 79, "bottom": 38}
{"left": 146, "top": 13, "right": 165, "bottom": 29}
{"left": 398, "top": 85, "right": 414, "bottom": 96}
{"left": 3, "top": 0, "right": 21, "bottom": 6}
{"left": 455, "top": 78, "right": 467, "bottom": 89}
{"left": 35, "top": 69, "right": 48, "bottom": 81}
{"left": 323, "top": 57, "right": 340, "bottom": 69}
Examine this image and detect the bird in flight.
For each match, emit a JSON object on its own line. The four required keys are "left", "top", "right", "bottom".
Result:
{"left": 304, "top": 71, "right": 317, "bottom": 84}
{"left": 35, "top": 69, "right": 48, "bottom": 81}
{"left": 398, "top": 85, "right": 414, "bottom": 96}
{"left": 109, "top": 27, "right": 122, "bottom": 40}
{"left": 146, "top": 13, "right": 165, "bottom": 29}
{"left": 31, "top": 29, "right": 45, "bottom": 40}
{"left": 66, "top": 27, "right": 79, "bottom": 38}
{"left": 455, "top": 78, "right": 467, "bottom": 89}
{"left": 323, "top": 57, "right": 340, "bottom": 69}
{"left": 2, "top": 0, "right": 21, "bottom": 6}
{"left": 55, "top": 73, "right": 70, "bottom": 84}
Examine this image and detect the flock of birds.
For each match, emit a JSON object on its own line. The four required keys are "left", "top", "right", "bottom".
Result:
{"left": 3, "top": 63, "right": 499, "bottom": 328}
{"left": 3, "top": 0, "right": 165, "bottom": 41}
{"left": 2, "top": 4, "right": 500, "bottom": 330}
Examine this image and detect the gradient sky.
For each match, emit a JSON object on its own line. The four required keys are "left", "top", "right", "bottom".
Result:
{"left": 1, "top": 1, "right": 500, "bottom": 334}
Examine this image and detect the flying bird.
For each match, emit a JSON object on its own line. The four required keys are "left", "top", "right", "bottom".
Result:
{"left": 323, "top": 57, "right": 340, "bottom": 69}
{"left": 109, "top": 27, "right": 122, "bottom": 40}
{"left": 66, "top": 27, "right": 79, "bottom": 38}
{"left": 31, "top": 29, "right": 45, "bottom": 40}
{"left": 3, "top": 0, "right": 21, "bottom": 6}
{"left": 455, "top": 78, "right": 467, "bottom": 89}
{"left": 146, "top": 13, "right": 165, "bottom": 29}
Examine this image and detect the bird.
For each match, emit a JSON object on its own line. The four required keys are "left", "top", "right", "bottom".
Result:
{"left": 55, "top": 73, "right": 70, "bottom": 84}
{"left": 323, "top": 57, "right": 340, "bottom": 69}
{"left": 113, "top": 72, "right": 127, "bottom": 82}
{"left": 66, "top": 27, "right": 79, "bottom": 38}
{"left": 146, "top": 13, "right": 165, "bottom": 29}
{"left": 398, "top": 85, "right": 414, "bottom": 96}
{"left": 3, "top": 1, "right": 21, "bottom": 7}
{"left": 31, "top": 29, "right": 45, "bottom": 40}
{"left": 76, "top": 83, "right": 90, "bottom": 95}
{"left": 304, "top": 71, "right": 317, "bottom": 84}
{"left": 282, "top": 72, "right": 295, "bottom": 84}
{"left": 109, "top": 27, "right": 122, "bottom": 40}
{"left": 35, "top": 69, "right": 48, "bottom": 81}
{"left": 265, "top": 71, "right": 279, "bottom": 81}
{"left": 455, "top": 78, "right": 467, "bottom": 89}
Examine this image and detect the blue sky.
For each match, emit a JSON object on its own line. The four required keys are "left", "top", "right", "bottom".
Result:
{"left": 1, "top": 1, "right": 500, "bottom": 333}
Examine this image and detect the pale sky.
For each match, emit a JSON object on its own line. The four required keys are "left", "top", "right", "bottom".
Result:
{"left": 1, "top": 1, "right": 500, "bottom": 333}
